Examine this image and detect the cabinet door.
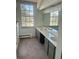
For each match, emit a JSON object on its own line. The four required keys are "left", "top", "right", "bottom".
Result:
{"left": 37, "top": 31, "right": 40, "bottom": 41}
{"left": 44, "top": 38, "right": 49, "bottom": 55}
{"left": 36, "top": 29, "right": 40, "bottom": 41}
{"left": 48, "top": 42, "right": 56, "bottom": 59}
{"left": 40, "top": 33, "right": 45, "bottom": 44}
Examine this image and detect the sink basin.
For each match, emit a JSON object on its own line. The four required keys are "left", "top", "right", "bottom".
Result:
{"left": 50, "top": 37, "right": 56, "bottom": 41}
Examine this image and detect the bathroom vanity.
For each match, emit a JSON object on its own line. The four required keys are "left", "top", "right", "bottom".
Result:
{"left": 35, "top": 27, "right": 58, "bottom": 59}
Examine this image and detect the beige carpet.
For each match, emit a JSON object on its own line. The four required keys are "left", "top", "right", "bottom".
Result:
{"left": 17, "top": 38, "right": 49, "bottom": 59}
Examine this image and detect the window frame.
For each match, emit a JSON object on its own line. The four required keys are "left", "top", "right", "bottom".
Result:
{"left": 20, "top": 4, "right": 34, "bottom": 27}
{"left": 50, "top": 11, "right": 59, "bottom": 26}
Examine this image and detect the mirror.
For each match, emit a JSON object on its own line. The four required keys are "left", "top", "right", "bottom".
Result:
{"left": 43, "top": 11, "right": 59, "bottom": 30}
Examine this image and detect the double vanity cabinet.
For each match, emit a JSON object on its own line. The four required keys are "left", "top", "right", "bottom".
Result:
{"left": 35, "top": 27, "right": 57, "bottom": 59}
{"left": 44, "top": 38, "right": 56, "bottom": 59}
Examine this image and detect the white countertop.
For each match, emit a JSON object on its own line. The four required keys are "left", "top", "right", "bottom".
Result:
{"left": 36, "top": 27, "right": 58, "bottom": 47}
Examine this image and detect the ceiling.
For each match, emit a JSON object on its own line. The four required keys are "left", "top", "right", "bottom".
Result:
{"left": 39, "top": 0, "right": 62, "bottom": 10}
{"left": 22, "top": 0, "right": 38, "bottom": 2}
{"left": 21, "top": 0, "right": 62, "bottom": 10}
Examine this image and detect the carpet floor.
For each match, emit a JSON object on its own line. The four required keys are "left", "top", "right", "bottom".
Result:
{"left": 17, "top": 38, "right": 49, "bottom": 59}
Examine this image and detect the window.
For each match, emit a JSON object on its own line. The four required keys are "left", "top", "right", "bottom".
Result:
{"left": 50, "top": 11, "right": 59, "bottom": 26}
{"left": 21, "top": 4, "right": 34, "bottom": 27}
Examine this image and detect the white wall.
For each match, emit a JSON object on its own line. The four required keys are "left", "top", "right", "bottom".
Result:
{"left": 16, "top": 22, "right": 20, "bottom": 48}
{"left": 16, "top": 22, "right": 19, "bottom": 37}
{"left": 34, "top": 4, "right": 43, "bottom": 27}
{"left": 16, "top": 0, "right": 21, "bottom": 37}
{"left": 16, "top": 0, "right": 21, "bottom": 22}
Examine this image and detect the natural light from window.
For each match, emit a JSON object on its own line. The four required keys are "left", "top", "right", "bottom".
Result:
{"left": 21, "top": 4, "right": 34, "bottom": 27}
{"left": 50, "top": 11, "right": 59, "bottom": 26}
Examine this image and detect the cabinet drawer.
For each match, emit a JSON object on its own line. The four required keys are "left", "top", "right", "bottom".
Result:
{"left": 44, "top": 38, "right": 49, "bottom": 55}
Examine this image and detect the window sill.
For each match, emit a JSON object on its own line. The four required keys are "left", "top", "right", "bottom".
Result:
{"left": 21, "top": 26, "right": 35, "bottom": 28}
